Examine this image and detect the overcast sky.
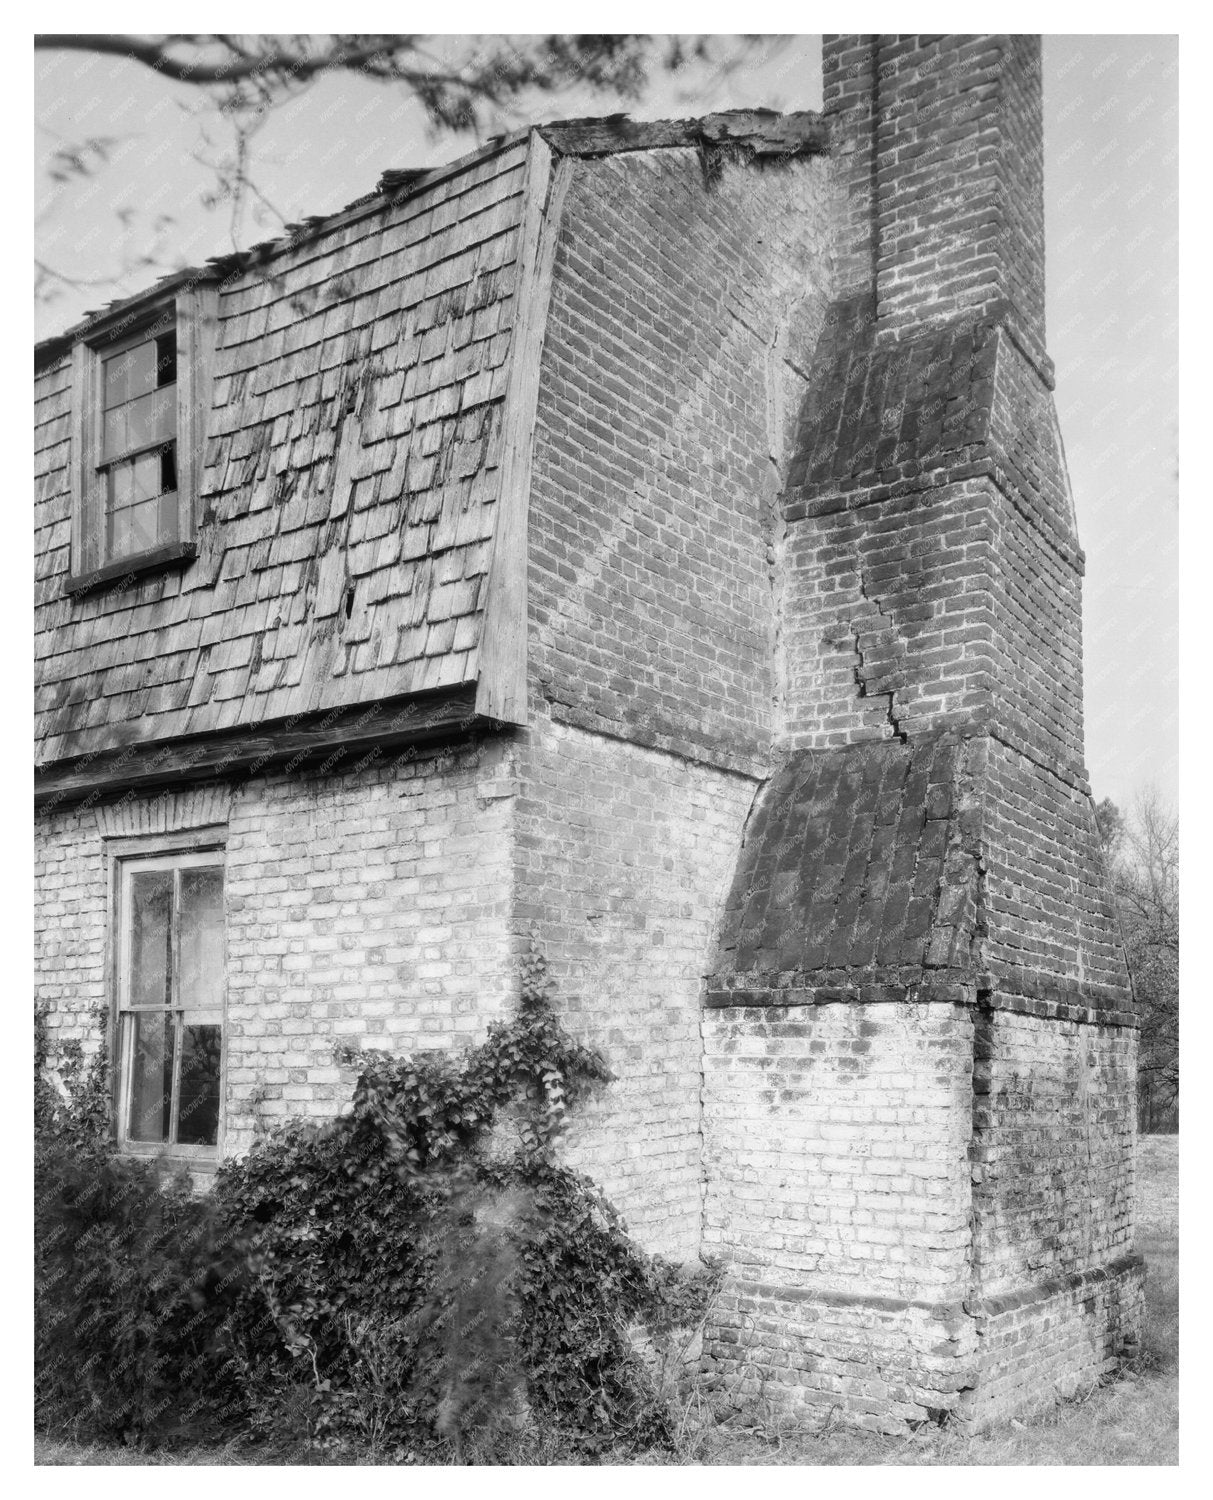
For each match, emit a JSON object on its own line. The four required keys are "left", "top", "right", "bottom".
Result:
{"left": 33, "top": 34, "right": 1178, "bottom": 812}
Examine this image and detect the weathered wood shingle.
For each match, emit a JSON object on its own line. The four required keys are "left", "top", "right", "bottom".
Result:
{"left": 35, "top": 139, "right": 529, "bottom": 765}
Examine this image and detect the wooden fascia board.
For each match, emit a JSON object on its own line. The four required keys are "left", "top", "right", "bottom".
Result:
{"left": 539, "top": 110, "right": 829, "bottom": 158}
{"left": 474, "top": 132, "right": 572, "bottom": 726}
{"left": 176, "top": 281, "right": 219, "bottom": 546}
{"left": 69, "top": 340, "right": 98, "bottom": 577}
{"left": 35, "top": 686, "right": 485, "bottom": 811}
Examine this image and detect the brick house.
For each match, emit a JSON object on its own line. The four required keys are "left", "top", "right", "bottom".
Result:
{"left": 35, "top": 34, "right": 1143, "bottom": 1430}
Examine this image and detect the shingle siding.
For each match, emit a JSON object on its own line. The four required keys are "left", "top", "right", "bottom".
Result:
{"left": 36, "top": 141, "right": 529, "bottom": 765}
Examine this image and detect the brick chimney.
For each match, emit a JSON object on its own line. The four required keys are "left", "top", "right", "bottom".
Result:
{"left": 825, "top": 34, "right": 1048, "bottom": 374}
{"left": 703, "top": 36, "right": 1140, "bottom": 1428}
{"left": 785, "top": 33, "right": 1079, "bottom": 773}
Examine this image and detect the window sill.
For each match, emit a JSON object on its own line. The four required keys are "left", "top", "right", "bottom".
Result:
{"left": 118, "top": 1147, "right": 220, "bottom": 1179}
{"left": 118, "top": 1139, "right": 219, "bottom": 1162}
{"left": 63, "top": 540, "right": 197, "bottom": 597}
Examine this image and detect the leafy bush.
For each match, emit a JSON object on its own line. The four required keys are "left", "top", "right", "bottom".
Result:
{"left": 213, "top": 942, "right": 717, "bottom": 1459}
{"left": 34, "top": 1007, "right": 247, "bottom": 1445}
{"left": 34, "top": 1000, "right": 110, "bottom": 1151}
{"left": 211, "top": 1105, "right": 442, "bottom": 1455}
{"left": 35, "top": 947, "right": 721, "bottom": 1461}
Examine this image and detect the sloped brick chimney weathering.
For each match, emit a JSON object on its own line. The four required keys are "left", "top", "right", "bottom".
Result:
{"left": 701, "top": 34, "right": 1141, "bottom": 1430}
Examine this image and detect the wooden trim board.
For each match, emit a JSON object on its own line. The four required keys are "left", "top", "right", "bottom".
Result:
{"left": 474, "top": 132, "right": 572, "bottom": 726}
{"left": 35, "top": 686, "right": 487, "bottom": 809}
{"left": 540, "top": 110, "right": 829, "bottom": 159}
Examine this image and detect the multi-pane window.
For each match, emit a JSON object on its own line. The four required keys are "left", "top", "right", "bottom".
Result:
{"left": 67, "top": 282, "right": 216, "bottom": 590}
{"left": 99, "top": 323, "right": 179, "bottom": 563}
{"left": 116, "top": 850, "right": 225, "bottom": 1155}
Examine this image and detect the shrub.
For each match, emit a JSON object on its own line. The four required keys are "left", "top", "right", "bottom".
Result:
{"left": 35, "top": 947, "right": 721, "bottom": 1461}
{"left": 212, "top": 1107, "right": 443, "bottom": 1455}
{"left": 35, "top": 1142, "right": 248, "bottom": 1444}
{"left": 213, "top": 941, "right": 718, "bottom": 1459}
{"left": 34, "top": 1008, "right": 247, "bottom": 1445}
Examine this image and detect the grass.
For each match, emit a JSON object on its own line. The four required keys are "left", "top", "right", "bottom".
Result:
{"left": 35, "top": 1436, "right": 262, "bottom": 1467}
{"left": 651, "top": 1133, "right": 1178, "bottom": 1467}
{"left": 35, "top": 1136, "right": 1178, "bottom": 1467}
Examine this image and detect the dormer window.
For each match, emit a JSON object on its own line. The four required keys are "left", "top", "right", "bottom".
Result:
{"left": 67, "top": 282, "right": 216, "bottom": 592}
{"left": 100, "top": 320, "right": 180, "bottom": 561}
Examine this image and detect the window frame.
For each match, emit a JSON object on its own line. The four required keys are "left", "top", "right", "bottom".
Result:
{"left": 106, "top": 828, "right": 228, "bottom": 1164}
{"left": 67, "top": 280, "right": 217, "bottom": 594}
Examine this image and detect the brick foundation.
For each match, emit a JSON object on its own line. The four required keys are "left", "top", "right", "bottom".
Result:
{"left": 698, "top": 995, "right": 1141, "bottom": 1429}
{"left": 701, "top": 1001, "right": 976, "bottom": 1428}
{"left": 961, "top": 1255, "right": 1145, "bottom": 1427}
{"left": 708, "top": 1286, "right": 980, "bottom": 1433}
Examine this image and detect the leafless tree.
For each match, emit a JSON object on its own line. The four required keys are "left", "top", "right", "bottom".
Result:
{"left": 1096, "top": 789, "right": 1179, "bottom": 1130}
{"left": 34, "top": 33, "right": 731, "bottom": 304}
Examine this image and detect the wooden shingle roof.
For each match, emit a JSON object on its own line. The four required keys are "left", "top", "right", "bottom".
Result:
{"left": 35, "top": 138, "right": 530, "bottom": 765}
{"left": 35, "top": 109, "right": 831, "bottom": 789}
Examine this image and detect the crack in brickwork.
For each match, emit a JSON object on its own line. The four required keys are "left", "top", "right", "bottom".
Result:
{"left": 762, "top": 315, "right": 791, "bottom": 740}
{"left": 851, "top": 567, "right": 908, "bottom": 743}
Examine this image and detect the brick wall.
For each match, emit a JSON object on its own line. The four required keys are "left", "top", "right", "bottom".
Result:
{"left": 821, "top": 35, "right": 880, "bottom": 297}
{"left": 782, "top": 471, "right": 1093, "bottom": 779}
{"left": 709, "top": 1288, "right": 981, "bottom": 1434}
{"left": 964, "top": 1257, "right": 1144, "bottom": 1426}
{"left": 971, "top": 1010, "right": 1137, "bottom": 1298}
{"left": 783, "top": 480, "right": 998, "bottom": 748}
{"left": 36, "top": 712, "right": 756, "bottom": 1258}
{"left": 527, "top": 148, "right": 834, "bottom": 774}
{"left": 34, "top": 805, "right": 109, "bottom": 1050}
{"left": 981, "top": 738, "right": 1128, "bottom": 1005}
{"left": 698, "top": 991, "right": 1141, "bottom": 1429}
{"left": 825, "top": 35, "right": 1048, "bottom": 360}
{"left": 707, "top": 733, "right": 983, "bottom": 994}
{"left": 964, "top": 1007, "right": 1142, "bottom": 1426}
{"left": 987, "top": 488, "right": 1085, "bottom": 776}
{"left": 514, "top": 714, "right": 757, "bottom": 1259}
{"left": 35, "top": 739, "right": 516, "bottom": 1154}
{"left": 703, "top": 1002, "right": 973, "bottom": 1295}
{"left": 701, "top": 1000, "right": 979, "bottom": 1426}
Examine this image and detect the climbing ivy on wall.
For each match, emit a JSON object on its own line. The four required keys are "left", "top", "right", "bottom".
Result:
{"left": 217, "top": 937, "right": 719, "bottom": 1457}
{"left": 35, "top": 943, "right": 720, "bottom": 1459}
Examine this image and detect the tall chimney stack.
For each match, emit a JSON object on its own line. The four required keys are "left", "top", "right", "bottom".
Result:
{"left": 706, "top": 35, "right": 1140, "bottom": 1430}
{"left": 825, "top": 34, "right": 1048, "bottom": 372}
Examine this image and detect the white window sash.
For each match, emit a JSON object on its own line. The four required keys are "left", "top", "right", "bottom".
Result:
{"left": 116, "top": 849, "right": 226, "bottom": 1156}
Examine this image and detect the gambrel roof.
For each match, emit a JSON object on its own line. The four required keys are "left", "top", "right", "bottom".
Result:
{"left": 36, "top": 137, "right": 530, "bottom": 765}
{"left": 34, "top": 110, "right": 829, "bottom": 795}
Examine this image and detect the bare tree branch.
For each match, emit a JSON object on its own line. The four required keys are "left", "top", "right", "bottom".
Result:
{"left": 35, "top": 31, "right": 667, "bottom": 303}
{"left": 35, "top": 34, "right": 429, "bottom": 86}
{"left": 1098, "top": 786, "right": 1180, "bottom": 1129}
{"left": 32, "top": 34, "right": 653, "bottom": 108}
